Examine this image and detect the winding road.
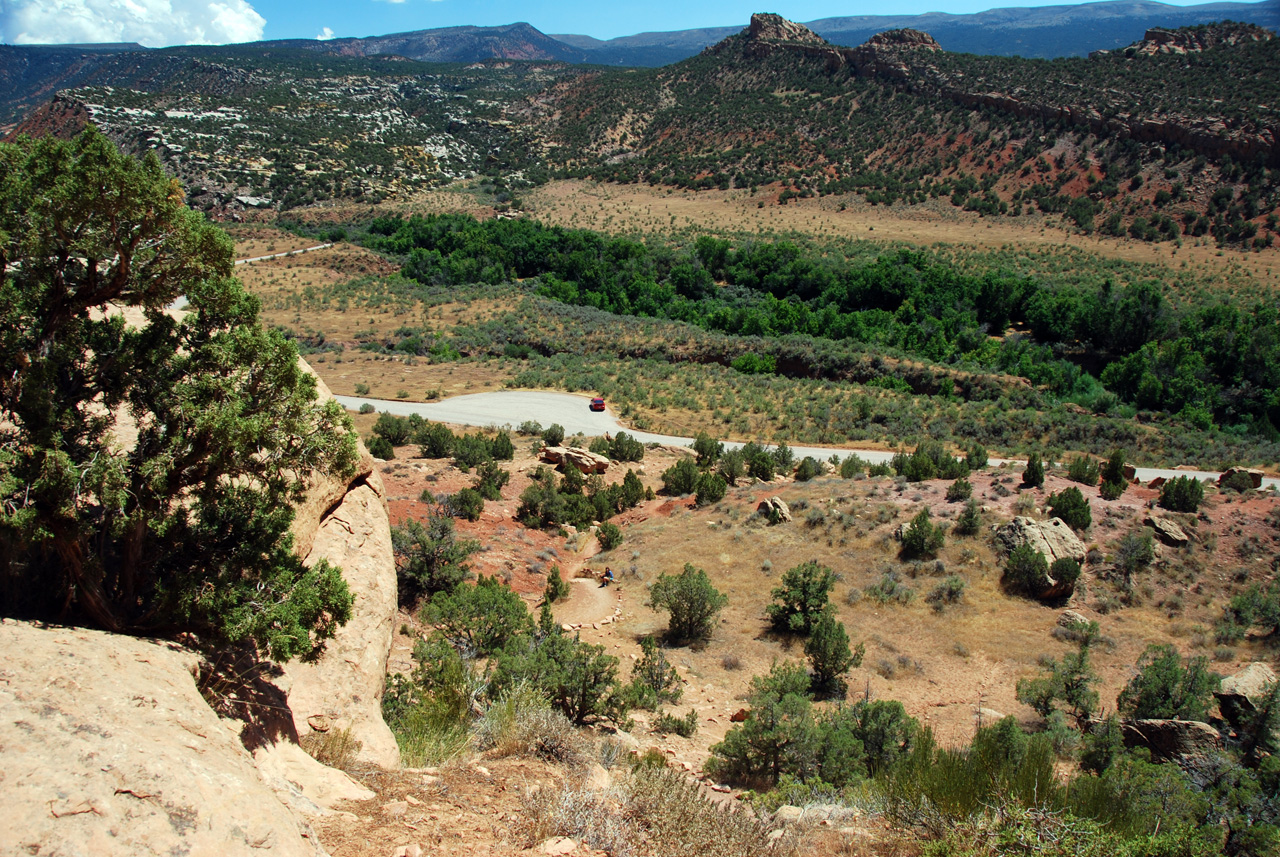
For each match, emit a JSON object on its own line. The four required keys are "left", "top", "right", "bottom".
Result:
{"left": 336, "top": 391, "right": 1278, "bottom": 489}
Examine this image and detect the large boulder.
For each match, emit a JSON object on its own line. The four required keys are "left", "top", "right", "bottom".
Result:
{"left": 993, "top": 516, "right": 1087, "bottom": 564}
{"left": 1218, "top": 467, "right": 1264, "bottom": 489}
{"left": 282, "top": 371, "right": 399, "bottom": 769}
{"left": 1121, "top": 719, "right": 1223, "bottom": 763}
{"left": 758, "top": 496, "right": 792, "bottom": 524}
{"left": 1215, "top": 662, "right": 1278, "bottom": 729}
{"left": 1146, "top": 515, "right": 1190, "bottom": 547}
{"left": 541, "top": 445, "right": 610, "bottom": 474}
{"left": 0, "top": 619, "right": 328, "bottom": 857}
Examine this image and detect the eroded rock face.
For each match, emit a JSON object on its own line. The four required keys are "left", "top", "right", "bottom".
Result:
{"left": 758, "top": 496, "right": 792, "bottom": 524}
{"left": 283, "top": 372, "right": 399, "bottom": 769}
{"left": 993, "top": 516, "right": 1087, "bottom": 564}
{"left": 0, "top": 619, "right": 326, "bottom": 857}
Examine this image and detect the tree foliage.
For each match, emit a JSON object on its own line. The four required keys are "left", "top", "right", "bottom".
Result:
{"left": 0, "top": 128, "right": 358, "bottom": 662}
{"left": 900, "top": 508, "right": 945, "bottom": 559}
{"left": 766, "top": 560, "right": 836, "bottom": 635}
{"left": 805, "top": 607, "right": 864, "bottom": 698}
{"left": 391, "top": 513, "right": 480, "bottom": 606}
{"left": 1159, "top": 475, "right": 1206, "bottom": 512}
{"left": 1117, "top": 644, "right": 1220, "bottom": 721}
{"left": 1048, "top": 486, "right": 1092, "bottom": 531}
{"left": 648, "top": 563, "right": 728, "bottom": 644}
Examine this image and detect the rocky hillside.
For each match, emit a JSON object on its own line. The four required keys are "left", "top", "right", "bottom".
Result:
{"left": 6, "top": 52, "right": 575, "bottom": 214}
{"left": 532, "top": 15, "right": 1279, "bottom": 247}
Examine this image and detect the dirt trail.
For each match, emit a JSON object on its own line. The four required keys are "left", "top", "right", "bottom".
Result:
{"left": 552, "top": 578, "right": 617, "bottom": 627}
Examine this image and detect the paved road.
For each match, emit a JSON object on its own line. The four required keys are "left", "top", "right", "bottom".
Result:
{"left": 336, "top": 391, "right": 1277, "bottom": 489}
{"left": 235, "top": 243, "right": 333, "bottom": 266}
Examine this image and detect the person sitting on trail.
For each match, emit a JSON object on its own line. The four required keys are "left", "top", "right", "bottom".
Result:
{"left": 603, "top": 567, "right": 614, "bottom": 584}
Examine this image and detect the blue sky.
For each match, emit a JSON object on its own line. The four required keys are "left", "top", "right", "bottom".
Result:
{"left": 0, "top": 0, "right": 1260, "bottom": 47}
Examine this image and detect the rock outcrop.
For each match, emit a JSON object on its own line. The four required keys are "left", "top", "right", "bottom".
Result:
{"left": 1146, "top": 515, "right": 1190, "bottom": 547}
{"left": 541, "top": 445, "right": 611, "bottom": 474}
{"left": 746, "top": 12, "right": 828, "bottom": 45}
{"left": 283, "top": 372, "right": 400, "bottom": 769}
{"left": 993, "top": 516, "right": 1087, "bottom": 564}
{"left": 758, "top": 496, "right": 792, "bottom": 524}
{"left": 0, "top": 619, "right": 329, "bottom": 857}
{"left": 1121, "top": 718, "right": 1223, "bottom": 763}
{"left": 1216, "top": 662, "right": 1278, "bottom": 729}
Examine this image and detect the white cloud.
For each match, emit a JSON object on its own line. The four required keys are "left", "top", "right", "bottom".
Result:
{"left": 1, "top": 0, "right": 266, "bottom": 47}
{"left": 316, "top": 26, "right": 334, "bottom": 40}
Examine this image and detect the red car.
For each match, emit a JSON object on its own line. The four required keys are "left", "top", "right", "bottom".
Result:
{"left": 589, "top": 397, "right": 606, "bottom": 412}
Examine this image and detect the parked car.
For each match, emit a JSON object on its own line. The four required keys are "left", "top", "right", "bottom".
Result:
{"left": 589, "top": 397, "right": 606, "bottom": 411}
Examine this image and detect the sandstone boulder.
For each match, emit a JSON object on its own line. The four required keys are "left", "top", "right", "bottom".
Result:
{"left": 1216, "top": 662, "right": 1278, "bottom": 728}
{"left": 541, "top": 445, "right": 610, "bottom": 474}
{"left": 1121, "top": 719, "right": 1223, "bottom": 762}
{"left": 1146, "top": 515, "right": 1190, "bottom": 547}
{"left": 758, "top": 496, "right": 792, "bottom": 524}
{"left": 1219, "top": 467, "right": 1264, "bottom": 489}
{"left": 993, "top": 516, "right": 1087, "bottom": 564}
{"left": 283, "top": 369, "right": 399, "bottom": 769}
{"left": 0, "top": 619, "right": 326, "bottom": 857}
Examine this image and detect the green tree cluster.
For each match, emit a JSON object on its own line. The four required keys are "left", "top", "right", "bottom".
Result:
{"left": 648, "top": 563, "right": 728, "bottom": 644}
{"left": 0, "top": 128, "right": 358, "bottom": 663}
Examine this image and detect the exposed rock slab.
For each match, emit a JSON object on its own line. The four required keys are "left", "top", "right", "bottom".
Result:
{"left": 285, "top": 480, "right": 399, "bottom": 769}
{"left": 1121, "top": 718, "right": 1223, "bottom": 762}
{"left": 541, "top": 445, "right": 611, "bottom": 474}
{"left": 1219, "top": 467, "right": 1264, "bottom": 489}
{"left": 993, "top": 516, "right": 1087, "bottom": 564}
{"left": 0, "top": 619, "right": 326, "bottom": 857}
{"left": 1146, "top": 514, "right": 1190, "bottom": 547}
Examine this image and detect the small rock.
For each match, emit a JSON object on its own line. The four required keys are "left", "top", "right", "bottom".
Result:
{"left": 1057, "top": 610, "right": 1089, "bottom": 628}
{"left": 585, "top": 763, "right": 611, "bottom": 791}
{"left": 562, "top": 623, "right": 574, "bottom": 632}
{"left": 473, "top": 765, "right": 491, "bottom": 777}
{"left": 1146, "top": 515, "right": 1190, "bottom": 547}
{"left": 306, "top": 714, "right": 332, "bottom": 733}
{"left": 540, "top": 836, "right": 579, "bottom": 856}
{"left": 768, "top": 829, "right": 786, "bottom": 843}
{"left": 391, "top": 845, "right": 423, "bottom": 857}
{"left": 730, "top": 708, "right": 749, "bottom": 723}
{"left": 711, "top": 784, "right": 731, "bottom": 793}
{"left": 382, "top": 801, "right": 408, "bottom": 818}
{"left": 404, "top": 794, "right": 422, "bottom": 806}
{"left": 775, "top": 805, "right": 804, "bottom": 824}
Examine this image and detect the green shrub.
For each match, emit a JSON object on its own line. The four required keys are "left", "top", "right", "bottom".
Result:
{"left": 926, "top": 575, "right": 967, "bottom": 612}
{"left": 1022, "top": 453, "right": 1045, "bottom": 488}
{"left": 865, "top": 571, "right": 915, "bottom": 605}
{"left": 900, "top": 508, "right": 945, "bottom": 559}
{"left": 367, "top": 435, "right": 395, "bottom": 460}
{"left": 1117, "top": 644, "right": 1220, "bottom": 721}
{"left": 653, "top": 709, "right": 698, "bottom": 737}
{"left": 1216, "top": 583, "right": 1280, "bottom": 643}
{"left": 1003, "top": 544, "right": 1050, "bottom": 596}
{"left": 1100, "top": 449, "right": 1128, "bottom": 499}
{"left": 965, "top": 444, "right": 988, "bottom": 471}
{"left": 608, "top": 431, "right": 645, "bottom": 462}
{"left": 1015, "top": 622, "right": 1100, "bottom": 720}
{"left": 839, "top": 453, "right": 867, "bottom": 478}
{"left": 766, "top": 560, "right": 837, "bottom": 635}
{"left": 543, "top": 565, "right": 570, "bottom": 604}
{"left": 491, "top": 610, "right": 626, "bottom": 725}
{"left": 694, "top": 472, "right": 727, "bottom": 506}
{"left": 358, "top": 402, "right": 376, "bottom": 414}
{"left": 1158, "top": 476, "right": 1205, "bottom": 512}
{"left": 597, "top": 521, "right": 623, "bottom": 551}
{"left": 541, "top": 423, "right": 565, "bottom": 446}
{"left": 1099, "top": 479, "right": 1127, "bottom": 500}
{"left": 648, "top": 564, "right": 728, "bottom": 644}
{"left": 805, "top": 607, "right": 864, "bottom": 697}
{"left": 623, "top": 636, "right": 683, "bottom": 710}
{"left": 490, "top": 430, "right": 515, "bottom": 461}
{"left": 946, "top": 478, "right": 972, "bottom": 502}
{"left": 692, "top": 432, "right": 723, "bottom": 466}
{"left": 892, "top": 440, "right": 968, "bottom": 482}
{"left": 419, "top": 421, "right": 456, "bottom": 458}
{"left": 354, "top": 383, "right": 371, "bottom": 396}
{"left": 1220, "top": 470, "right": 1256, "bottom": 494}
{"left": 794, "top": 456, "right": 822, "bottom": 482}
{"left": 1067, "top": 456, "right": 1100, "bottom": 486}
{"left": 450, "top": 487, "right": 485, "bottom": 521}
{"left": 517, "top": 420, "right": 543, "bottom": 436}
{"left": 1049, "top": 557, "right": 1081, "bottom": 591}
{"left": 1114, "top": 529, "right": 1155, "bottom": 584}
{"left": 1048, "top": 486, "right": 1092, "bottom": 531}
{"left": 391, "top": 514, "right": 480, "bottom": 605}
{"left": 718, "top": 449, "right": 746, "bottom": 485}
{"left": 954, "top": 499, "right": 982, "bottom": 536}
{"left": 661, "top": 457, "right": 700, "bottom": 495}
{"left": 374, "top": 411, "right": 414, "bottom": 446}
{"left": 424, "top": 575, "right": 533, "bottom": 657}
{"left": 452, "top": 433, "right": 493, "bottom": 471}
{"left": 473, "top": 459, "right": 510, "bottom": 500}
